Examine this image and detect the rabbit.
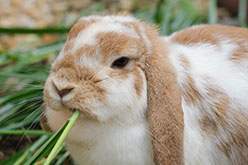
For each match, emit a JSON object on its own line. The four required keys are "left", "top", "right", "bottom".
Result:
{"left": 41, "top": 15, "right": 248, "bottom": 165}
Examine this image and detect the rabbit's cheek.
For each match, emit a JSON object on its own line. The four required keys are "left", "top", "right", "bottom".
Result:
{"left": 44, "top": 107, "right": 72, "bottom": 132}
{"left": 89, "top": 70, "right": 147, "bottom": 122}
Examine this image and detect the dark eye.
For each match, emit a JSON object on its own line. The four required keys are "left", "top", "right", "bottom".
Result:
{"left": 111, "top": 57, "right": 130, "bottom": 69}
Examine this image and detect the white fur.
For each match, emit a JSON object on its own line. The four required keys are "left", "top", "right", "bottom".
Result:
{"left": 167, "top": 27, "right": 248, "bottom": 165}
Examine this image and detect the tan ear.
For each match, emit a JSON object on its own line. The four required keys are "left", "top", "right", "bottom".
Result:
{"left": 145, "top": 39, "right": 184, "bottom": 165}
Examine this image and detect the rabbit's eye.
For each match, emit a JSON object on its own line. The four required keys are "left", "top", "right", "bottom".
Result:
{"left": 111, "top": 57, "right": 129, "bottom": 69}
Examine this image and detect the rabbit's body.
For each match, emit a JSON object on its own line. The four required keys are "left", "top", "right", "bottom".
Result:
{"left": 42, "top": 15, "right": 248, "bottom": 165}
{"left": 168, "top": 25, "right": 248, "bottom": 164}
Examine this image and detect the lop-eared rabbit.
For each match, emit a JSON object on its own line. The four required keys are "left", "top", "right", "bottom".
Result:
{"left": 42, "top": 15, "right": 248, "bottom": 165}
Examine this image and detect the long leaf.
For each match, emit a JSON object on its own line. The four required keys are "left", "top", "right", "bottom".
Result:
{"left": 44, "top": 110, "right": 80, "bottom": 165}
{"left": 24, "top": 121, "right": 69, "bottom": 165}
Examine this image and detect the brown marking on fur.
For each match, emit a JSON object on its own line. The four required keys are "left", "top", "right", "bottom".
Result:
{"left": 52, "top": 54, "right": 75, "bottom": 71}
{"left": 54, "top": 67, "right": 80, "bottom": 82}
{"left": 198, "top": 85, "right": 229, "bottom": 135}
{"left": 180, "top": 55, "right": 191, "bottom": 69}
{"left": 74, "top": 80, "right": 105, "bottom": 102}
{"left": 199, "top": 114, "right": 218, "bottom": 135}
{"left": 194, "top": 81, "right": 248, "bottom": 163}
{"left": 217, "top": 109, "right": 248, "bottom": 164}
{"left": 123, "top": 21, "right": 159, "bottom": 57}
{"left": 172, "top": 24, "right": 248, "bottom": 45}
{"left": 213, "top": 95, "right": 229, "bottom": 127}
{"left": 63, "top": 40, "right": 75, "bottom": 52}
{"left": 218, "top": 141, "right": 231, "bottom": 158}
{"left": 133, "top": 68, "right": 143, "bottom": 97}
{"left": 122, "top": 22, "right": 150, "bottom": 69}
{"left": 96, "top": 31, "right": 138, "bottom": 63}
{"left": 184, "top": 75, "right": 203, "bottom": 105}
{"left": 109, "top": 69, "right": 129, "bottom": 79}
{"left": 172, "top": 26, "right": 219, "bottom": 45}
{"left": 146, "top": 38, "right": 184, "bottom": 165}
{"left": 230, "top": 44, "right": 248, "bottom": 62}
{"left": 74, "top": 44, "right": 96, "bottom": 60}
{"left": 68, "top": 19, "right": 98, "bottom": 40}
{"left": 179, "top": 55, "right": 203, "bottom": 105}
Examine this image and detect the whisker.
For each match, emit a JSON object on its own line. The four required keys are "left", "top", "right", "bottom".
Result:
{"left": 17, "top": 96, "right": 43, "bottom": 105}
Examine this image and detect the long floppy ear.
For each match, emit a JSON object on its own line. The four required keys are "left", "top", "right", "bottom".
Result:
{"left": 144, "top": 32, "right": 184, "bottom": 164}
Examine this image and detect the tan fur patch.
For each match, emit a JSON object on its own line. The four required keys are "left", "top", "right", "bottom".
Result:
{"left": 179, "top": 55, "right": 203, "bottom": 105}
{"left": 199, "top": 87, "right": 229, "bottom": 135}
{"left": 184, "top": 75, "right": 203, "bottom": 105}
{"left": 109, "top": 69, "right": 129, "bottom": 80}
{"left": 213, "top": 95, "right": 229, "bottom": 127}
{"left": 230, "top": 44, "right": 248, "bottom": 62}
{"left": 68, "top": 19, "right": 98, "bottom": 40}
{"left": 123, "top": 23, "right": 144, "bottom": 47}
{"left": 133, "top": 68, "right": 143, "bottom": 97}
{"left": 172, "top": 24, "right": 248, "bottom": 45}
{"left": 52, "top": 54, "right": 75, "bottom": 71}
{"left": 63, "top": 40, "right": 75, "bottom": 52}
{"left": 196, "top": 82, "right": 248, "bottom": 163}
{"left": 217, "top": 109, "right": 248, "bottom": 164}
{"left": 74, "top": 44, "right": 96, "bottom": 60}
{"left": 171, "top": 26, "right": 219, "bottom": 45}
{"left": 96, "top": 31, "right": 138, "bottom": 63}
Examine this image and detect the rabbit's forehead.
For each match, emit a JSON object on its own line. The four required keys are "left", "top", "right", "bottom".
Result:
{"left": 72, "top": 21, "right": 139, "bottom": 50}
{"left": 53, "top": 19, "right": 143, "bottom": 69}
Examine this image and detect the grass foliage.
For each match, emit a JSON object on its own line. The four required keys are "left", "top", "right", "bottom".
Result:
{"left": 0, "top": 0, "right": 246, "bottom": 164}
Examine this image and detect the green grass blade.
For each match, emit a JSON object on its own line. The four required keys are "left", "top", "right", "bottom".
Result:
{"left": 0, "top": 27, "right": 69, "bottom": 34}
{"left": 160, "top": 0, "right": 174, "bottom": 35}
{"left": 0, "top": 149, "right": 27, "bottom": 165}
{"left": 154, "top": 0, "right": 165, "bottom": 24}
{"left": 44, "top": 110, "right": 80, "bottom": 165}
{"left": 208, "top": 0, "right": 218, "bottom": 24}
{"left": 0, "top": 130, "right": 53, "bottom": 136}
{"left": 13, "top": 151, "right": 29, "bottom": 165}
{"left": 238, "top": 0, "right": 247, "bottom": 27}
{"left": 54, "top": 151, "right": 70, "bottom": 165}
{"left": 24, "top": 121, "right": 69, "bottom": 165}
{"left": 0, "top": 104, "right": 15, "bottom": 116}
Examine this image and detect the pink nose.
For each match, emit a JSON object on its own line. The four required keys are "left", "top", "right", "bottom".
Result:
{"left": 57, "top": 88, "right": 73, "bottom": 98}
{"left": 52, "top": 80, "right": 74, "bottom": 98}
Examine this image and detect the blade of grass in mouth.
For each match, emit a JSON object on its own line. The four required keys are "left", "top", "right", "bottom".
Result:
{"left": 44, "top": 110, "right": 80, "bottom": 165}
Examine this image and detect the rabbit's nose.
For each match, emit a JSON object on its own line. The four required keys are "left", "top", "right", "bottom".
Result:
{"left": 52, "top": 80, "right": 75, "bottom": 98}
{"left": 57, "top": 88, "right": 74, "bottom": 98}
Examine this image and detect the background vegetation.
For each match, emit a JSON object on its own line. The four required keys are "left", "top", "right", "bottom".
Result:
{"left": 0, "top": 0, "right": 247, "bottom": 164}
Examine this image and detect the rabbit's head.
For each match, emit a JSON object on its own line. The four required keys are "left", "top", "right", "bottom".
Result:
{"left": 43, "top": 15, "right": 184, "bottom": 164}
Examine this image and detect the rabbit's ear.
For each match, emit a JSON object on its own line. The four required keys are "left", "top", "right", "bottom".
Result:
{"left": 145, "top": 39, "right": 184, "bottom": 165}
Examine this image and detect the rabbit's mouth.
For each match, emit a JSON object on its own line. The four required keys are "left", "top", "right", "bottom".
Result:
{"left": 69, "top": 108, "right": 77, "bottom": 113}
{"left": 69, "top": 107, "right": 98, "bottom": 120}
